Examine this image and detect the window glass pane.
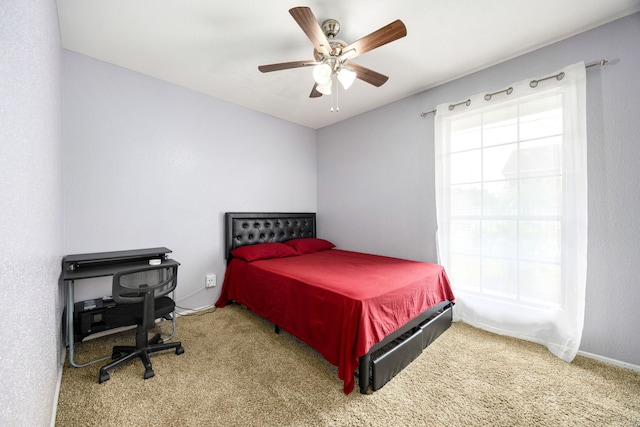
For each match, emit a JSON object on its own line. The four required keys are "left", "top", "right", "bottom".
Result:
{"left": 450, "top": 220, "right": 481, "bottom": 254}
{"left": 520, "top": 176, "right": 562, "bottom": 216}
{"left": 519, "top": 220, "right": 561, "bottom": 263}
{"left": 520, "top": 95, "right": 562, "bottom": 140}
{"left": 520, "top": 137, "right": 562, "bottom": 177}
{"left": 450, "top": 115, "right": 481, "bottom": 152}
{"left": 450, "top": 150, "right": 481, "bottom": 184}
{"left": 451, "top": 183, "right": 482, "bottom": 216}
{"left": 483, "top": 106, "right": 518, "bottom": 147}
{"left": 482, "top": 220, "right": 517, "bottom": 258}
{"left": 483, "top": 143, "right": 517, "bottom": 181}
{"left": 483, "top": 180, "right": 518, "bottom": 216}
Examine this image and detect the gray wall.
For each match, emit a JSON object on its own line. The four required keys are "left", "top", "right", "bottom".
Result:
{"left": 317, "top": 13, "right": 640, "bottom": 368}
{"left": 62, "top": 51, "right": 317, "bottom": 309}
{"left": 0, "top": 1, "right": 65, "bottom": 425}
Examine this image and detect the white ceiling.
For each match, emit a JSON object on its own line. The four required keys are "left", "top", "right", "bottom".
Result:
{"left": 56, "top": 0, "right": 640, "bottom": 129}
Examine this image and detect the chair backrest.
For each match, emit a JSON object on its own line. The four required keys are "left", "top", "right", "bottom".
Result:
{"left": 112, "top": 260, "right": 179, "bottom": 305}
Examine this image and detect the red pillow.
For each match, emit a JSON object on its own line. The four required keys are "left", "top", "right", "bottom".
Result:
{"left": 284, "top": 238, "right": 335, "bottom": 255}
{"left": 231, "top": 242, "right": 298, "bottom": 262}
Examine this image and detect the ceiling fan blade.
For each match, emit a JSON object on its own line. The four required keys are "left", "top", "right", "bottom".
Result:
{"left": 341, "top": 19, "right": 407, "bottom": 59}
{"left": 258, "top": 60, "right": 317, "bottom": 73}
{"left": 289, "top": 7, "right": 331, "bottom": 57}
{"left": 348, "top": 62, "right": 389, "bottom": 87}
{"left": 309, "top": 84, "right": 323, "bottom": 98}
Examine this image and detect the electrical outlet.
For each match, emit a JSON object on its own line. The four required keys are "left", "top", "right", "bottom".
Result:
{"left": 205, "top": 274, "right": 216, "bottom": 288}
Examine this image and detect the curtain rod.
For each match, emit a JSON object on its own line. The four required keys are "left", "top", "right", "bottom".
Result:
{"left": 419, "top": 59, "right": 608, "bottom": 118}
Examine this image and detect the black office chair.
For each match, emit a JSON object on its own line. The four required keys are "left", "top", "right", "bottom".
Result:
{"left": 98, "top": 260, "right": 184, "bottom": 383}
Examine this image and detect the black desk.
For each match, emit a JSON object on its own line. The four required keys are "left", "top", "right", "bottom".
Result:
{"left": 62, "top": 247, "right": 175, "bottom": 367}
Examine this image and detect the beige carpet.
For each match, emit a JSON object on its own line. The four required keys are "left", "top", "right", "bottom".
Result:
{"left": 56, "top": 304, "right": 640, "bottom": 426}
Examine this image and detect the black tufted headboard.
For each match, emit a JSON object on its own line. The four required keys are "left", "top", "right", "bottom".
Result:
{"left": 225, "top": 212, "right": 317, "bottom": 261}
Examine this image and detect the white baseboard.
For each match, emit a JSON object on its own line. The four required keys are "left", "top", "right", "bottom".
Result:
{"left": 51, "top": 353, "right": 65, "bottom": 427}
{"left": 577, "top": 350, "right": 640, "bottom": 372}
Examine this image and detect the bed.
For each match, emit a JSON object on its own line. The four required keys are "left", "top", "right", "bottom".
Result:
{"left": 215, "top": 212, "right": 455, "bottom": 394}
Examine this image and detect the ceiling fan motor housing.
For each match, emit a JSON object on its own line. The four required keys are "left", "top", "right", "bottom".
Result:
{"left": 313, "top": 19, "right": 346, "bottom": 61}
{"left": 322, "top": 19, "right": 340, "bottom": 38}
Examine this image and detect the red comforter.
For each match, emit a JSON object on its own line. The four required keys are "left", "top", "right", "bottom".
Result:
{"left": 215, "top": 249, "right": 454, "bottom": 394}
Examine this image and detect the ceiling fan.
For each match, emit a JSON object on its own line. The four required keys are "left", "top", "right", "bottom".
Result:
{"left": 258, "top": 7, "right": 407, "bottom": 110}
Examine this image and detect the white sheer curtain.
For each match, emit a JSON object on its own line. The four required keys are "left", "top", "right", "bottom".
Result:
{"left": 434, "top": 62, "right": 587, "bottom": 362}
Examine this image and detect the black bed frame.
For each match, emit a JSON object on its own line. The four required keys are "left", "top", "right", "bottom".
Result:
{"left": 224, "top": 212, "right": 453, "bottom": 393}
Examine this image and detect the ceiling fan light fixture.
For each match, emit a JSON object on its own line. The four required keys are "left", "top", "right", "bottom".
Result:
{"left": 337, "top": 67, "right": 356, "bottom": 90}
{"left": 313, "top": 63, "right": 332, "bottom": 84}
{"left": 317, "top": 80, "right": 332, "bottom": 95}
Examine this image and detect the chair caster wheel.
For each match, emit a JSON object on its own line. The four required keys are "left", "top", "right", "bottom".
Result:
{"left": 99, "top": 371, "right": 110, "bottom": 383}
{"left": 144, "top": 369, "right": 155, "bottom": 380}
{"left": 176, "top": 346, "right": 184, "bottom": 355}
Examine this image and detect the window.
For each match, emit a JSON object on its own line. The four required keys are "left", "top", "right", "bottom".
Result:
{"left": 434, "top": 62, "right": 587, "bottom": 361}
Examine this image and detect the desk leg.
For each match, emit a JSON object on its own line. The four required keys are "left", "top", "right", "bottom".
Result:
{"left": 65, "top": 280, "right": 77, "bottom": 367}
{"left": 66, "top": 280, "right": 83, "bottom": 368}
{"left": 66, "top": 279, "right": 110, "bottom": 368}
